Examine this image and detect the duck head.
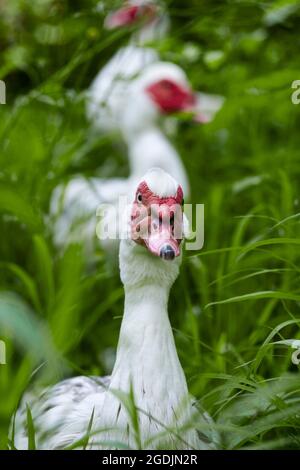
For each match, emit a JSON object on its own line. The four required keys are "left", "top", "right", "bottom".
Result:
{"left": 105, "top": 1, "right": 158, "bottom": 29}
{"left": 130, "top": 168, "right": 185, "bottom": 260}
{"left": 119, "top": 168, "right": 189, "bottom": 288}
{"left": 120, "top": 62, "right": 205, "bottom": 135}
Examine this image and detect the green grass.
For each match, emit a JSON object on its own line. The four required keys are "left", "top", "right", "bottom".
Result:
{"left": 0, "top": 0, "right": 300, "bottom": 449}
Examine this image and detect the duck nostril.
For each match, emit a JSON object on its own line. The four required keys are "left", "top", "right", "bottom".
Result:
{"left": 160, "top": 244, "right": 175, "bottom": 261}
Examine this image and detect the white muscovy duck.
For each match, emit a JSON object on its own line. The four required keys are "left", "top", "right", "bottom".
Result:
{"left": 15, "top": 168, "right": 213, "bottom": 450}
{"left": 88, "top": 1, "right": 223, "bottom": 133}
{"left": 87, "top": 0, "right": 169, "bottom": 132}
{"left": 51, "top": 61, "right": 202, "bottom": 248}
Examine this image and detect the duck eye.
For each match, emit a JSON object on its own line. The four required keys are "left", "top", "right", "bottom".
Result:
{"left": 137, "top": 193, "right": 143, "bottom": 203}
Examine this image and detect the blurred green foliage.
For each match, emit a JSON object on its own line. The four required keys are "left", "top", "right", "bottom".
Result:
{"left": 0, "top": 0, "right": 300, "bottom": 449}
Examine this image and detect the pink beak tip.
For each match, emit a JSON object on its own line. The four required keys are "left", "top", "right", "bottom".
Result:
{"left": 193, "top": 113, "right": 210, "bottom": 124}
{"left": 147, "top": 236, "right": 180, "bottom": 259}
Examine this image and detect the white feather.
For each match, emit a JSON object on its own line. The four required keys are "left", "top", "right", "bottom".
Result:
{"left": 143, "top": 167, "right": 179, "bottom": 197}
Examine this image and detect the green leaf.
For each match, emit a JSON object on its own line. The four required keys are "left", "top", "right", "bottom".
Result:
{"left": 26, "top": 405, "right": 36, "bottom": 450}
{"left": 2, "top": 262, "right": 42, "bottom": 313}
{"left": 0, "top": 291, "right": 59, "bottom": 373}
{"left": 83, "top": 408, "right": 95, "bottom": 450}
{"left": 0, "top": 185, "right": 43, "bottom": 233}
{"left": 32, "top": 235, "right": 55, "bottom": 311}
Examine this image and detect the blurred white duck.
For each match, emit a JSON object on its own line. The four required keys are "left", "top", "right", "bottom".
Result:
{"left": 52, "top": 61, "right": 209, "bottom": 248}
{"left": 87, "top": 0, "right": 170, "bottom": 132}
{"left": 88, "top": 1, "right": 222, "bottom": 133}
{"left": 15, "top": 169, "right": 213, "bottom": 450}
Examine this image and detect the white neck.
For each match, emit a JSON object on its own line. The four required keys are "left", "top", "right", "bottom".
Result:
{"left": 110, "top": 283, "right": 188, "bottom": 404}
{"left": 98, "top": 241, "right": 200, "bottom": 448}
{"left": 121, "top": 119, "right": 158, "bottom": 146}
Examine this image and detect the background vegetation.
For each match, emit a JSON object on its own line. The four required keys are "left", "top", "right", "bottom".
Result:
{"left": 0, "top": 0, "right": 300, "bottom": 449}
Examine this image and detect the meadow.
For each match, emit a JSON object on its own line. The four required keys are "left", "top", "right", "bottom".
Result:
{"left": 0, "top": 0, "right": 300, "bottom": 449}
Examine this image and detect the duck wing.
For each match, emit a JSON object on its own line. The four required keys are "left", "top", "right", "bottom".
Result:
{"left": 13, "top": 375, "right": 110, "bottom": 450}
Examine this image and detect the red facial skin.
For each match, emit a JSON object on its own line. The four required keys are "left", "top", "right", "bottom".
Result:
{"left": 131, "top": 181, "right": 184, "bottom": 258}
{"left": 105, "top": 3, "right": 157, "bottom": 29}
{"left": 145, "top": 79, "right": 197, "bottom": 114}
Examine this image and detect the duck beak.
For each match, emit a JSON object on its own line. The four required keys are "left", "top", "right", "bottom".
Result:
{"left": 192, "top": 92, "right": 225, "bottom": 123}
{"left": 175, "top": 89, "right": 208, "bottom": 123}
{"left": 146, "top": 223, "right": 181, "bottom": 260}
{"left": 177, "top": 91, "right": 225, "bottom": 123}
{"left": 174, "top": 88, "right": 207, "bottom": 123}
{"left": 131, "top": 203, "right": 182, "bottom": 260}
